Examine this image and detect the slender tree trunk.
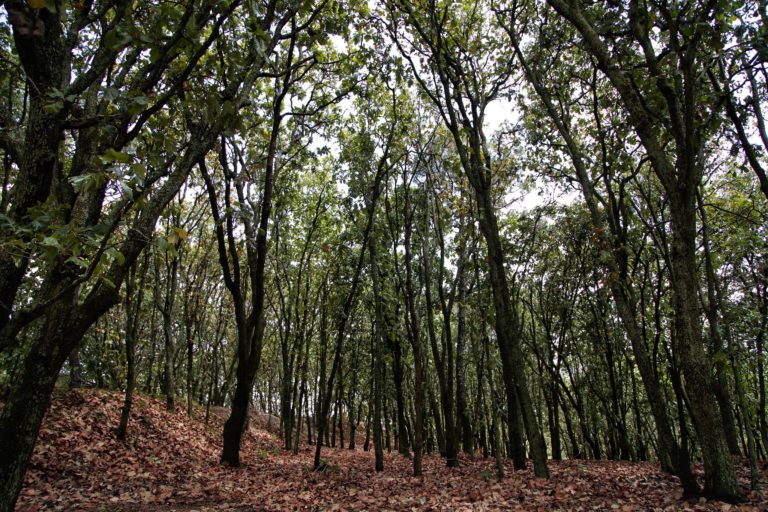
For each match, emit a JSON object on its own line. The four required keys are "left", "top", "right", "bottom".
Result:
{"left": 403, "top": 188, "right": 424, "bottom": 474}
{"left": 312, "top": 123, "right": 393, "bottom": 470}
{"left": 293, "top": 372, "right": 306, "bottom": 455}
{"left": 117, "top": 257, "right": 148, "bottom": 439}
{"left": 421, "top": 221, "right": 459, "bottom": 468}
{"left": 364, "top": 405, "right": 372, "bottom": 452}
{"left": 698, "top": 192, "right": 740, "bottom": 456}
{"left": 306, "top": 393, "right": 313, "bottom": 445}
{"left": 144, "top": 307, "right": 158, "bottom": 395}
{"left": 155, "top": 253, "right": 179, "bottom": 413}
{"left": 391, "top": 339, "right": 411, "bottom": 457}
{"left": 758, "top": 324, "right": 768, "bottom": 457}
{"left": 281, "top": 361, "right": 294, "bottom": 450}
{"left": 370, "top": 235, "right": 386, "bottom": 472}
{"left": 549, "top": 378, "right": 561, "bottom": 461}
{"left": 474, "top": 188, "right": 548, "bottom": 477}
{"left": 456, "top": 279, "right": 474, "bottom": 455}
{"left": 484, "top": 341, "right": 504, "bottom": 479}
{"left": 699, "top": 195, "right": 761, "bottom": 489}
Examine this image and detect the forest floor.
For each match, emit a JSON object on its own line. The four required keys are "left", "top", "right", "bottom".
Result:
{"left": 11, "top": 388, "right": 768, "bottom": 511}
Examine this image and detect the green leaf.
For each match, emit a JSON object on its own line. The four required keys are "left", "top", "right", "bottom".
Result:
{"left": 41, "top": 236, "right": 62, "bottom": 249}
{"left": 43, "top": 101, "right": 64, "bottom": 115}
{"left": 156, "top": 237, "right": 169, "bottom": 254}
{"left": 99, "top": 276, "right": 118, "bottom": 288}
{"left": 105, "top": 28, "right": 132, "bottom": 51}
{"left": 102, "top": 148, "right": 132, "bottom": 164}
{"left": 66, "top": 256, "right": 89, "bottom": 269}
{"left": 120, "top": 180, "right": 134, "bottom": 200}
{"left": 103, "top": 87, "right": 120, "bottom": 102}
{"left": 105, "top": 247, "right": 126, "bottom": 266}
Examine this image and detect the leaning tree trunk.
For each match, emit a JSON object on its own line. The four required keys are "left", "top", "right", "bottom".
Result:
{"left": 507, "top": 34, "right": 700, "bottom": 491}
{"left": 0, "top": 291, "right": 91, "bottom": 512}
{"left": 0, "top": 114, "right": 210, "bottom": 509}
{"left": 668, "top": 193, "right": 740, "bottom": 499}
{"left": 474, "top": 186, "right": 549, "bottom": 478}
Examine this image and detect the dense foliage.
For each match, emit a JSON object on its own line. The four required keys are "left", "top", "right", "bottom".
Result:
{"left": 0, "top": 0, "right": 766, "bottom": 508}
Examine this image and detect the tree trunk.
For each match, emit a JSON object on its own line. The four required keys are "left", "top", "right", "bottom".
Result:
{"left": 403, "top": 187, "right": 424, "bottom": 474}
{"left": 456, "top": 280, "right": 474, "bottom": 455}
{"left": 155, "top": 252, "right": 179, "bottom": 413}
{"left": 473, "top": 187, "right": 548, "bottom": 477}
{"left": 0, "top": 293, "right": 89, "bottom": 512}
{"left": 221, "top": 356, "right": 255, "bottom": 466}
{"left": 668, "top": 194, "right": 740, "bottom": 499}
{"left": 370, "top": 234, "right": 386, "bottom": 472}
{"left": 117, "top": 258, "right": 147, "bottom": 439}
{"left": 391, "top": 339, "right": 411, "bottom": 457}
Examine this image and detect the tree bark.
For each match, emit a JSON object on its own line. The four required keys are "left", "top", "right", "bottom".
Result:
{"left": 403, "top": 183, "right": 425, "bottom": 475}
{"left": 543, "top": 0, "right": 739, "bottom": 498}
{"left": 117, "top": 255, "right": 148, "bottom": 439}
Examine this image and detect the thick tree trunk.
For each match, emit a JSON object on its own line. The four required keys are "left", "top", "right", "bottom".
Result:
{"left": 221, "top": 357, "right": 254, "bottom": 466}
{"left": 508, "top": 31, "right": 699, "bottom": 487}
{"left": 0, "top": 4, "right": 66, "bottom": 338}
{"left": 216, "top": 65, "right": 285, "bottom": 466}
{"left": 668, "top": 196, "right": 740, "bottom": 499}
{"left": 0, "top": 356, "right": 61, "bottom": 511}
{"left": 539, "top": 0, "right": 740, "bottom": 499}
{"left": 0, "top": 119, "right": 200, "bottom": 508}
{"left": 0, "top": 309, "right": 77, "bottom": 512}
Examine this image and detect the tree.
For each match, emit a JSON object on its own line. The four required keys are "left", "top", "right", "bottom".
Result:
{"left": 387, "top": 0, "right": 549, "bottom": 477}
{"left": 536, "top": 0, "right": 743, "bottom": 500}
{"left": 497, "top": 1, "right": 699, "bottom": 492}
{"left": 0, "top": 0, "right": 273, "bottom": 505}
